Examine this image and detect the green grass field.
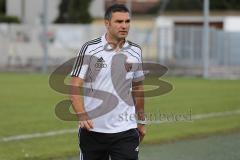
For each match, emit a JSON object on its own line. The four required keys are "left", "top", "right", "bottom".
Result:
{"left": 0, "top": 73, "right": 240, "bottom": 160}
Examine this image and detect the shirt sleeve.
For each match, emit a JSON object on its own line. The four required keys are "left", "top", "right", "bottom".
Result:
{"left": 133, "top": 49, "right": 145, "bottom": 82}
{"left": 70, "top": 44, "right": 89, "bottom": 79}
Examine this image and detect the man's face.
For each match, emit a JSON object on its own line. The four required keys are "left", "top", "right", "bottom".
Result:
{"left": 105, "top": 12, "right": 130, "bottom": 40}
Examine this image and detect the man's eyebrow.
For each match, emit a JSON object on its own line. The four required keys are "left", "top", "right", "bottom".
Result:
{"left": 115, "top": 19, "right": 130, "bottom": 22}
{"left": 115, "top": 20, "right": 124, "bottom": 22}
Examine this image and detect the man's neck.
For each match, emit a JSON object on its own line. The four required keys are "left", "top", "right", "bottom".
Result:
{"left": 106, "top": 33, "right": 125, "bottom": 51}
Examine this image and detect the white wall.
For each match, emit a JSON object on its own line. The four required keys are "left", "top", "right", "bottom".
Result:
{"left": 90, "top": 0, "right": 105, "bottom": 18}
{"left": 155, "top": 17, "right": 174, "bottom": 61}
{"left": 224, "top": 17, "right": 240, "bottom": 32}
{"left": 7, "top": 0, "right": 60, "bottom": 24}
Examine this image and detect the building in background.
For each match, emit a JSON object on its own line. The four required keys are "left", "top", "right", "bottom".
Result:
{"left": 154, "top": 14, "right": 240, "bottom": 76}
{"left": 156, "top": 15, "right": 240, "bottom": 31}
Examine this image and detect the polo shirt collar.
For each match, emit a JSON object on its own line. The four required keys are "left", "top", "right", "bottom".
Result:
{"left": 101, "top": 33, "right": 129, "bottom": 50}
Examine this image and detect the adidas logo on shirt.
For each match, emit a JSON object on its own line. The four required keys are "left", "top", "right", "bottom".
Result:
{"left": 97, "top": 57, "right": 105, "bottom": 62}
{"left": 95, "top": 57, "right": 107, "bottom": 69}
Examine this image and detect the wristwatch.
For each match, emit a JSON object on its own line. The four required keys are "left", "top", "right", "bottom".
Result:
{"left": 137, "top": 119, "right": 147, "bottom": 125}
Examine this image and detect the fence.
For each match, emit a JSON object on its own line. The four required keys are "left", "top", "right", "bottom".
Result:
{"left": 0, "top": 23, "right": 239, "bottom": 78}
{"left": 159, "top": 26, "right": 240, "bottom": 66}
{"left": 0, "top": 24, "right": 156, "bottom": 71}
{"left": 157, "top": 26, "right": 240, "bottom": 78}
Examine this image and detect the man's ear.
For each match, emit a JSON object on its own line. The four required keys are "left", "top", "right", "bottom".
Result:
{"left": 105, "top": 20, "right": 110, "bottom": 28}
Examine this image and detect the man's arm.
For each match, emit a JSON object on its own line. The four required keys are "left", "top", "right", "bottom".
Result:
{"left": 69, "top": 77, "right": 93, "bottom": 130}
{"left": 132, "top": 81, "right": 146, "bottom": 142}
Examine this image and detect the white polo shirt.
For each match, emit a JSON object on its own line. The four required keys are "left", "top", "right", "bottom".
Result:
{"left": 71, "top": 34, "right": 144, "bottom": 133}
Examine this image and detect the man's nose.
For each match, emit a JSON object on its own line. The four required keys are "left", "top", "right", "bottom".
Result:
{"left": 121, "top": 22, "right": 128, "bottom": 29}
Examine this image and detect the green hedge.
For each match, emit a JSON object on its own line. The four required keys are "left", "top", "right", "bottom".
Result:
{"left": 0, "top": 15, "right": 20, "bottom": 23}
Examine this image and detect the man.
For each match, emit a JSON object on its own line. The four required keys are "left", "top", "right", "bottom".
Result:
{"left": 70, "top": 4, "right": 146, "bottom": 160}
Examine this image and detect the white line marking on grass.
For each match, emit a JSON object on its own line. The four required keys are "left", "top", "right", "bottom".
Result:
{"left": 0, "top": 129, "right": 77, "bottom": 142}
{"left": 1, "top": 109, "right": 240, "bottom": 142}
{"left": 148, "top": 109, "right": 240, "bottom": 124}
{"left": 191, "top": 109, "right": 240, "bottom": 120}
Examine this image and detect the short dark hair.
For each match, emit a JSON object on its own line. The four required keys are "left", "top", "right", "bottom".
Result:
{"left": 104, "top": 4, "right": 130, "bottom": 20}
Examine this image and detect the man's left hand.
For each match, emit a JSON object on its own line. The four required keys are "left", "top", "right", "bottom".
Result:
{"left": 137, "top": 124, "right": 146, "bottom": 142}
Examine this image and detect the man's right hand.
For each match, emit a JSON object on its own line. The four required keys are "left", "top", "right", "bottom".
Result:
{"left": 79, "top": 120, "right": 93, "bottom": 130}
{"left": 70, "top": 77, "right": 94, "bottom": 131}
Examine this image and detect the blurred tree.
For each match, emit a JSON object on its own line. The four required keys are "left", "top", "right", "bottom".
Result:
{"left": 68, "top": 0, "right": 92, "bottom": 23}
{"left": 210, "top": 0, "right": 240, "bottom": 10}
{"left": 167, "top": 0, "right": 202, "bottom": 11}
{"left": 55, "top": 0, "right": 69, "bottom": 23}
{"left": 0, "top": 0, "right": 6, "bottom": 14}
{"left": 55, "top": 0, "right": 92, "bottom": 23}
